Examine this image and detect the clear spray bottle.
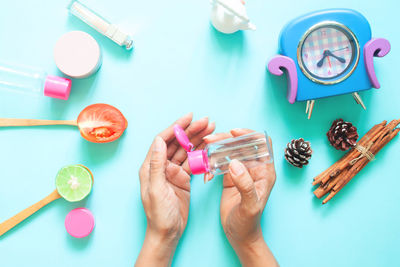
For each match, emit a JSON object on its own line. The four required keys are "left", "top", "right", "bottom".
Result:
{"left": 174, "top": 125, "right": 273, "bottom": 176}
{"left": 0, "top": 62, "right": 72, "bottom": 100}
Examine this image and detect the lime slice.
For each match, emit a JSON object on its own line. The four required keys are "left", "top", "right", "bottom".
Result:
{"left": 78, "top": 164, "right": 94, "bottom": 183}
{"left": 55, "top": 165, "right": 93, "bottom": 202}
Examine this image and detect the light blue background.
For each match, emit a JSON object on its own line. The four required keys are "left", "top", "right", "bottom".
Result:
{"left": 0, "top": 1, "right": 399, "bottom": 266}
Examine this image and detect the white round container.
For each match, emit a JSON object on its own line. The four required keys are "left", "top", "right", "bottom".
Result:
{"left": 54, "top": 31, "right": 102, "bottom": 79}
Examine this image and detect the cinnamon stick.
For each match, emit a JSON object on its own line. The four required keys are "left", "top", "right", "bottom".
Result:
{"left": 333, "top": 128, "right": 400, "bottom": 194}
{"left": 314, "top": 172, "right": 345, "bottom": 198}
{"left": 313, "top": 119, "right": 400, "bottom": 204}
{"left": 312, "top": 121, "right": 386, "bottom": 186}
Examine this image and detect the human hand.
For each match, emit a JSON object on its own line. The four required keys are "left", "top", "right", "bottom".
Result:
{"left": 204, "top": 129, "right": 278, "bottom": 267}
{"left": 136, "top": 113, "right": 215, "bottom": 267}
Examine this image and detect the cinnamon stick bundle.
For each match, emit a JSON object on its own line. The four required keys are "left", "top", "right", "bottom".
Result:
{"left": 313, "top": 119, "right": 400, "bottom": 204}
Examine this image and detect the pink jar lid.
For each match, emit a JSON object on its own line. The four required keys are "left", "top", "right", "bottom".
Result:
{"left": 54, "top": 31, "right": 102, "bottom": 79}
{"left": 44, "top": 75, "right": 71, "bottom": 100}
{"left": 65, "top": 208, "right": 95, "bottom": 238}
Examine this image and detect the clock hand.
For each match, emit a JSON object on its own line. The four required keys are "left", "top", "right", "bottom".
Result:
{"left": 331, "top": 46, "right": 349, "bottom": 53}
{"left": 316, "top": 51, "right": 328, "bottom": 68}
{"left": 325, "top": 50, "right": 346, "bottom": 63}
{"left": 317, "top": 49, "right": 346, "bottom": 68}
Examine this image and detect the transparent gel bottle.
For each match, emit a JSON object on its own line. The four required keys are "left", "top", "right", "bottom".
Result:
{"left": 174, "top": 125, "right": 273, "bottom": 175}
{"left": 0, "top": 62, "right": 72, "bottom": 100}
{"left": 68, "top": 0, "right": 133, "bottom": 50}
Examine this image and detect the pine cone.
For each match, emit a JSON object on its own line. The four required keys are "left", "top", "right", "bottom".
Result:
{"left": 284, "top": 138, "right": 313, "bottom": 168}
{"left": 327, "top": 119, "right": 359, "bottom": 151}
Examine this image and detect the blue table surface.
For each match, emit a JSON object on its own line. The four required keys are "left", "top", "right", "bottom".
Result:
{"left": 1, "top": 0, "right": 399, "bottom": 266}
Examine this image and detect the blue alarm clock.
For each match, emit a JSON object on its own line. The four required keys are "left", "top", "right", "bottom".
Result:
{"left": 268, "top": 9, "right": 391, "bottom": 119}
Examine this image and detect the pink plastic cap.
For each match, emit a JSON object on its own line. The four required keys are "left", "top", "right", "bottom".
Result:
{"left": 173, "top": 124, "right": 194, "bottom": 152}
{"left": 188, "top": 150, "right": 209, "bottom": 175}
{"left": 65, "top": 208, "right": 95, "bottom": 238}
{"left": 174, "top": 124, "right": 210, "bottom": 175}
{"left": 44, "top": 75, "right": 71, "bottom": 100}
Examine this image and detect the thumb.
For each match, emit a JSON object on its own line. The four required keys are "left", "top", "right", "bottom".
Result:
{"left": 229, "top": 159, "right": 259, "bottom": 213}
{"left": 149, "top": 136, "right": 167, "bottom": 185}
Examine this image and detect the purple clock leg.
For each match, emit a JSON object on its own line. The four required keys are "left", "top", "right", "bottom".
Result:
{"left": 364, "top": 38, "right": 391, "bottom": 89}
{"left": 268, "top": 55, "right": 298, "bottom": 104}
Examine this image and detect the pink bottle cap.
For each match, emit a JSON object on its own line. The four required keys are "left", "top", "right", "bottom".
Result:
{"left": 188, "top": 150, "right": 209, "bottom": 175}
{"left": 65, "top": 208, "right": 95, "bottom": 238}
{"left": 44, "top": 75, "right": 72, "bottom": 100}
{"left": 174, "top": 124, "right": 194, "bottom": 151}
{"left": 174, "top": 124, "right": 210, "bottom": 174}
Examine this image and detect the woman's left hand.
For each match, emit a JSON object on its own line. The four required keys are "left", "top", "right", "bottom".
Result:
{"left": 204, "top": 129, "right": 278, "bottom": 267}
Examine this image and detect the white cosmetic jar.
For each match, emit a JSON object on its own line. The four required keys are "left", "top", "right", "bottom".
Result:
{"left": 54, "top": 31, "right": 102, "bottom": 79}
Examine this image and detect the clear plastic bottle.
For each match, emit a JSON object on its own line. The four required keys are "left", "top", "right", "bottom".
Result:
{"left": 174, "top": 125, "right": 273, "bottom": 175}
{"left": 67, "top": 0, "right": 133, "bottom": 50}
{"left": 0, "top": 62, "right": 72, "bottom": 100}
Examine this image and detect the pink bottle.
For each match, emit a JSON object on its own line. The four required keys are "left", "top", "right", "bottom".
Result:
{"left": 174, "top": 125, "right": 273, "bottom": 175}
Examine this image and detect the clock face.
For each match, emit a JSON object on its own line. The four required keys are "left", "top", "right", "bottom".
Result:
{"left": 299, "top": 23, "right": 359, "bottom": 84}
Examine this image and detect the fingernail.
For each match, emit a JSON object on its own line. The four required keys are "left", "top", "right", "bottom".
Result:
{"left": 232, "top": 128, "right": 242, "bottom": 132}
{"left": 230, "top": 159, "right": 244, "bottom": 176}
{"left": 208, "top": 122, "right": 216, "bottom": 131}
{"left": 203, "top": 134, "right": 213, "bottom": 140}
{"left": 204, "top": 173, "right": 209, "bottom": 184}
{"left": 153, "top": 136, "right": 163, "bottom": 152}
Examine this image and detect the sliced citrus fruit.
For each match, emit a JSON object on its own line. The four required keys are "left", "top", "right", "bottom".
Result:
{"left": 55, "top": 165, "right": 93, "bottom": 202}
{"left": 78, "top": 164, "right": 94, "bottom": 183}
